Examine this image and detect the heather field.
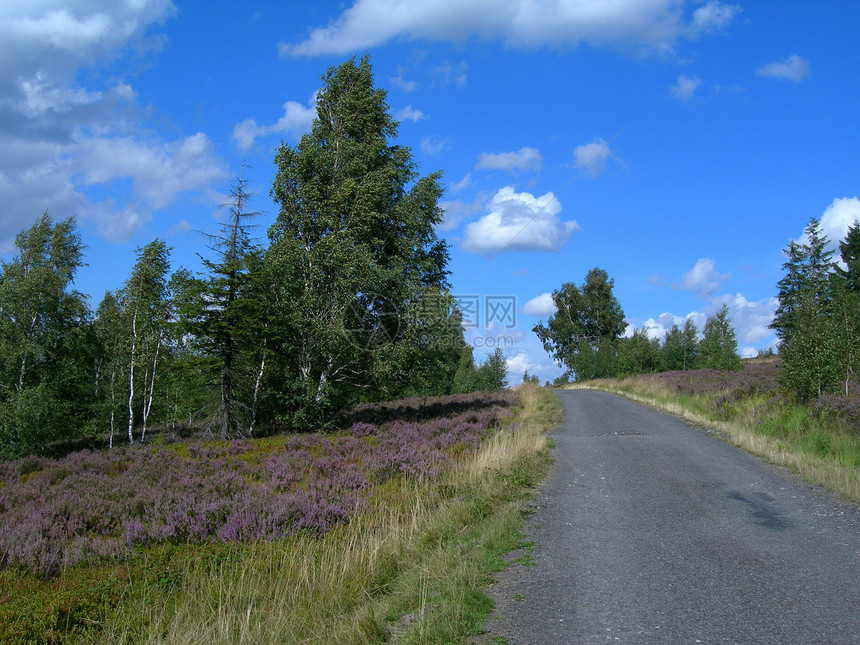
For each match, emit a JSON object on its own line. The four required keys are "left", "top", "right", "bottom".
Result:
{"left": 0, "top": 386, "right": 558, "bottom": 644}
{"left": 579, "top": 358, "right": 860, "bottom": 500}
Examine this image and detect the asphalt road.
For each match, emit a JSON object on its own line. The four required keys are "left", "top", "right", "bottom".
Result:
{"left": 482, "top": 389, "right": 860, "bottom": 644}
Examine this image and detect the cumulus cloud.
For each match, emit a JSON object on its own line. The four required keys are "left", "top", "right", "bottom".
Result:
{"left": 573, "top": 139, "right": 614, "bottom": 177}
{"left": 819, "top": 197, "right": 860, "bottom": 253}
{"left": 421, "top": 136, "right": 448, "bottom": 155}
{"left": 0, "top": 1, "right": 230, "bottom": 246}
{"left": 394, "top": 105, "right": 425, "bottom": 122}
{"left": 709, "top": 293, "right": 779, "bottom": 345}
{"left": 462, "top": 187, "right": 579, "bottom": 255}
{"left": 232, "top": 95, "right": 316, "bottom": 151}
{"left": 450, "top": 173, "right": 472, "bottom": 193}
{"left": 756, "top": 54, "right": 811, "bottom": 82}
{"left": 691, "top": 1, "right": 740, "bottom": 32}
{"left": 640, "top": 312, "right": 704, "bottom": 341}
{"left": 677, "top": 258, "right": 730, "bottom": 297}
{"left": 476, "top": 147, "right": 542, "bottom": 173}
{"left": 76, "top": 133, "right": 226, "bottom": 210}
{"left": 523, "top": 292, "right": 556, "bottom": 317}
{"left": 438, "top": 196, "right": 482, "bottom": 232}
{"left": 389, "top": 75, "right": 418, "bottom": 92}
{"left": 281, "top": 0, "right": 741, "bottom": 56}
{"left": 792, "top": 197, "right": 860, "bottom": 261}
{"left": 671, "top": 74, "right": 702, "bottom": 101}
{"left": 640, "top": 294, "right": 777, "bottom": 350}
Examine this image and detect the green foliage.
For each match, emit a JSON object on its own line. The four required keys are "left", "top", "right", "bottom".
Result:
{"left": 617, "top": 328, "right": 663, "bottom": 376}
{"left": 780, "top": 284, "right": 860, "bottom": 400}
{"left": 775, "top": 219, "right": 860, "bottom": 400}
{"left": 697, "top": 305, "right": 743, "bottom": 371}
{"left": 452, "top": 346, "right": 509, "bottom": 393}
{"left": 522, "top": 370, "right": 540, "bottom": 385}
{"left": 0, "top": 213, "right": 94, "bottom": 458}
{"left": 172, "top": 173, "right": 270, "bottom": 437}
{"left": 662, "top": 318, "right": 699, "bottom": 371}
{"left": 266, "top": 56, "right": 453, "bottom": 425}
{"left": 836, "top": 218, "right": 860, "bottom": 292}
{"left": 533, "top": 267, "right": 626, "bottom": 381}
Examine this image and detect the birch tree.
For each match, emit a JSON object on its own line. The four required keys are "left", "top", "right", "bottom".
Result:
{"left": 0, "top": 213, "right": 92, "bottom": 457}
{"left": 267, "top": 56, "right": 450, "bottom": 426}
{"left": 120, "top": 240, "right": 171, "bottom": 444}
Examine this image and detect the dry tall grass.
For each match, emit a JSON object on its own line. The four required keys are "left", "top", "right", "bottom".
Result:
{"left": 81, "top": 385, "right": 558, "bottom": 644}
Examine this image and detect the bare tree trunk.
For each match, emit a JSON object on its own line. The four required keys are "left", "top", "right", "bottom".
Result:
{"left": 140, "top": 332, "right": 161, "bottom": 444}
{"left": 109, "top": 367, "right": 116, "bottom": 449}
{"left": 127, "top": 310, "right": 137, "bottom": 445}
{"left": 250, "top": 351, "right": 266, "bottom": 435}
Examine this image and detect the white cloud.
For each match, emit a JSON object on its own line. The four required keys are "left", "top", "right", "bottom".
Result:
{"left": 389, "top": 75, "right": 418, "bottom": 92}
{"left": 421, "top": 136, "right": 448, "bottom": 155}
{"left": 505, "top": 349, "right": 563, "bottom": 384}
{"left": 282, "top": 0, "right": 741, "bottom": 56}
{"left": 820, "top": 197, "right": 860, "bottom": 253}
{"left": 640, "top": 294, "right": 777, "bottom": 351}
{"left": 792, "top": 197, "right": 860, "bottom": 261}
{"left": 756, "top": 54, "right": 811, "bottom": 82}
{"left": 476, "top": 147, "right": 542, "bottom": 173}
{"left": 678, "top": 258, "right": 729, "bottom": 297}
{"left": 431, "top": 60, "right": 468, "bottom": 87}
{"left": 462, "top": 186, "right": 579, "bottom": 254}
{"left": 438, "top": 197, "right": 482, "bottom": 232}
{"left": 523, "top": 292, "right": 556, "bottom": 317}
{"left": 691, "top": 1, "right": 740, "bottom": 32}
{"left": 573, "top": 139, "right": 613, "bottom": 177}
{"left": 709, "top": 293, "right": 779, "bottom": 345}
{"left": 450, "top": 173, "right": 472, "bottom": 192}
{"left": 394, "top": 105, "right": 425, "bottom": 122}
{"left": 232, "top": 95, "right": 316, "bottom": 151}
{"left": 0, "top": 1, "right": 231, "bottom": 246}
{"left": 671, "top": 74, "right": 702, "bottom": 101}
{"left": 76, "top": 133, "right": 227, "bottom": 210}
{"left": 640, "top": 312, "right": 702, "bottom": 340}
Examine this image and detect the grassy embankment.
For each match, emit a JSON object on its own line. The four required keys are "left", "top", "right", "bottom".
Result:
{"left": 572, "top": 358, "right": 860, "bottom": 501}
{"left": 0, "top": 384, "right": 560, "bottom": 644}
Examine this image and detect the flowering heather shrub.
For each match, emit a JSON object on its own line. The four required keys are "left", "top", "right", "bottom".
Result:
{"left": 0, "top": 391, "right": 518, "bottom": 575}
{"left": 647, "top": 361, "right": 781, "bottom": 398}
{"left": 639, "top": 359, "right": 860, "bottom": 434}
{"left": 340, "top": 389, "right": 519, "bottom": 426}
{"left": 815, "top": 394, "right": 860, "bottom": 434}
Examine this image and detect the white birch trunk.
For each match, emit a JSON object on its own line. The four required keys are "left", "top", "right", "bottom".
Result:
{"left": 140, "top": 332, "right": 162, "bottom": 444}
{"left": 127, "top": 310, "right": 137, "bottom": 445}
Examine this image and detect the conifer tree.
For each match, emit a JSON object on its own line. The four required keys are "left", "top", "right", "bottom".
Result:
{"left": 836, "top": 219, "right": 860, "bottom": 292}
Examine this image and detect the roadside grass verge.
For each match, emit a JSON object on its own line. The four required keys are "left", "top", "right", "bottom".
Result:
{"left": 571, "top": 361, "right": 860, "bottom": 502}
{"left": 1, "top": 385, "right": 559, "bottom": 644}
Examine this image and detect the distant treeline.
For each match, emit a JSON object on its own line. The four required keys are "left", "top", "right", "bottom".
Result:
{"left": 537, "top": 217, "right": 860, "bottom": 404}
{"left": 535, "top": 267, "right": 744, "bottom": 384}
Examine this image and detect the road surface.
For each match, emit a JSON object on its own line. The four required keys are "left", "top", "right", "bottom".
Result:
{"left": 482, "top": 389, "right": 860, "bottom": 644}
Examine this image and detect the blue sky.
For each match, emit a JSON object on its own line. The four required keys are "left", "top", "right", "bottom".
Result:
{"left": 2, "top": 1, "right": 859, "bottom": 383}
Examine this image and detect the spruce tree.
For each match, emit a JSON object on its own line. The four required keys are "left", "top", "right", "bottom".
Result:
{"left": 836, "top": 219, "right": 860, "bottom": 292}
